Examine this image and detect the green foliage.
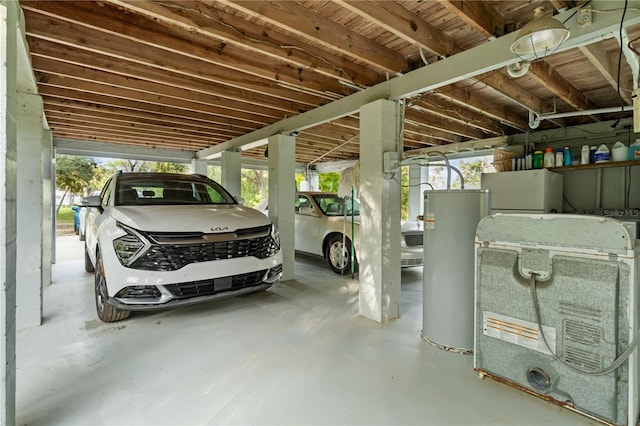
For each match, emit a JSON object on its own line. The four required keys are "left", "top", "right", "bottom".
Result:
{"left": 57, "top": 206, "right": 75, "bottom": 223}
{"left": 56, "top": 155, "right": 96, "bottom": 194}
{"left": 318, "top": 172, "right": 340, "bottom": 192}
{"left": 241, "top": 169, "right": 268, "bottom": 207}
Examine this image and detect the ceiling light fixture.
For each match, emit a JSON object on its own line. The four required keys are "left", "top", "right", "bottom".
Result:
{"left": 510, "top": 7, "right": 570, "bottom": 61}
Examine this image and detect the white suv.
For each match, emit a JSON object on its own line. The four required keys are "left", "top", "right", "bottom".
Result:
{"left": 83, "top": 172, "right": 282, "bottom": 322}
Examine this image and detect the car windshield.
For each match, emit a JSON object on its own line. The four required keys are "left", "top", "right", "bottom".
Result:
{"left": 312, "top": 194, "right": 360, "bottom": 216}
{"left": 115, "top": 175, "right": 236, "bottom": 206}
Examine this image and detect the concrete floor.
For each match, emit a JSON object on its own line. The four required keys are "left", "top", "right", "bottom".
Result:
{"left": 15, "top": 236, "right": 594, "bottom": 425}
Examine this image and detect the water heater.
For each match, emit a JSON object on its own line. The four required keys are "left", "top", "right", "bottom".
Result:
{"left": 474, "top": 214, "right": 639, "bottom": 425}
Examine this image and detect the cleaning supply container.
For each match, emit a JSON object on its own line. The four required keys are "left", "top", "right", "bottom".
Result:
{"left": 629, "top": 140, "right": 640, "bottom": 161}
{"left": 612, "top": 141, "right": 628, "bottom": 162}
{"left": 594, "top": 144, "right": 610, "bottom": 163}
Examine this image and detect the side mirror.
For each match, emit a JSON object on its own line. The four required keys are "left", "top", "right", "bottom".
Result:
{"left": 82, "top": 195, "right": 101, "bottom": 208}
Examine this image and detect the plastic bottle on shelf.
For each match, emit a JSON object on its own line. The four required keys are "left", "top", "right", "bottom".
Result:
{"left": 629, "top": 139, "right": 640, "bottom": 160}
{"left": 563, "top": 146, "right": 573, "bottom": 166}
{"left": 581, "top": 145, "right": 590, "bottom": 165}
{"left": 594, "top": 144, "right": 610, "bottom": 163}
{"left": 543, "top": 147, "right": 555, "bottom": 168}
{"left": 533, "top": 151, "right": 543, "bottom": 169}
{"left": 555, "top": 149, "right": 564, "bottom": 167}
{"left": 589, "top": 146, "right": 597, "bottom": 163}
{"left": 611, "top": 141, "right": 628, "bottom": 161}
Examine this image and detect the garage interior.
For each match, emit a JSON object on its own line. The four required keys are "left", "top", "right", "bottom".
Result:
{"left": 3, "top": 0, "right": 640, "bottom": 424}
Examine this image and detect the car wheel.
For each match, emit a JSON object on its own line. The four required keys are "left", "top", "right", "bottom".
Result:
{"left": 84, "top": 244, "right": 95, "bottom": 273}
{"left": 74, "top": 222, "right": 79, "bottom": 235}
{"left": 325, "top": 234, "right": 357, "bottom": 275}
{"left": 95, "top": 250, "right": 130, "bottom": 322}
{"left": 79, "top": 225, "right": 85, "bottom": 242}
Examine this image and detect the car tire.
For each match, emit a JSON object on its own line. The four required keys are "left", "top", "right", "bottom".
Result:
{"left": 74, "top": 222, "right": 79, "bottom": 235}
{"left": 325, "top": 234, "right": 357, "bottom": 275}
{"left": 95, "top": 250, "right": 130, "bottom": 323}
{"left": 79, "top": 225, "right": 85, "bottom": 242}
{"left": 84, "top": 244, "right": 95, "bottom": 273}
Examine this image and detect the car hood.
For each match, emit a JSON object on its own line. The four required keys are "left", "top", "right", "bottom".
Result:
{"left": 110, "top": 204, "right": 272, "bottom": 233}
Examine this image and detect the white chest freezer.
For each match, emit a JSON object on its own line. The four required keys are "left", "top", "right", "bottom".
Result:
{"left": 474, "top": 214, "right": 639, "bottom": 425}
{"left": 481, "top": 169, "right": 563, "bottom": 213}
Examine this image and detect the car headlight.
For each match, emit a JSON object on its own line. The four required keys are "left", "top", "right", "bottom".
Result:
{"left": 270, "top": 224, "right": 280, "bottom": 249}
{"left": 113, "top": 223, "right": 148, "bottom": 266}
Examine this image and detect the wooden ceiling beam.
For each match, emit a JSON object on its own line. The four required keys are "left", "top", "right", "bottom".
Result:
{"left": 579, "top": 44, "right": 633, "bottom": 105}
{"left": 103, "top": 0, "right": 381, "bottom": 87}
{"left": 440, "top": 1, "right": 505, "bottom": 38}
{"left": 218, "top": 0, "right": 407, "bottom": 74}
{"left": 51, "top": 129, "right": 213, "bottom": 151}
{"left": 27, "top": 38, "right": 309, "bottom": 117}
{"left": 42, "top": 98, "right": 246, "bottom": 135}
{"left": 36, "top": 72, "right": 275, "bottom": 128}
{"left": 21, "top": 0, "right": 351, "bottom": 98}
{"left": 529, "top": 60, "right": 600, "bottom": 113}
{"left": 39, "top": 86, "right": 260, "bottom": 132}
{"left": 23, "top": 10, "right": 327, "bottom": 107}
{"left": 44, "top": 113, "right": 219, "bottom": 142}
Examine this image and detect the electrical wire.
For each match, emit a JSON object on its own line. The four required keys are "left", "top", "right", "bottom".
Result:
{"left": 530, "top": 273, "right": 640, "bottom": 376}
{"left": 562, "top": 194, "right": 578, "bottom": 212}
{"left": 615, "top": 1, "right": 629, "bottom": 116}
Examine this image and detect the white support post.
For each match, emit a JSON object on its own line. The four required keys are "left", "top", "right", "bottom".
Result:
{"left": 1, "top": 2, "right": 18, "bottom": 424}
{"left": 302, "top": 169, "right": 319, "bottom": 191}
{"left": 358, "top": 99, "right": 402, "bottom": 323}
{"left": 16, "top": 92, "right": 44, "bottom": 330}
{"left": 267, "top": 134, "right": 295, "bottom": 281}
{"left": 221, "top": 149, "right": 241, "bottom": 200}
{"left": 42, "top": 129, "right": 53, "bottom": 288}
{"left": 189, "top": 158, "right": 207, "bottom": 176}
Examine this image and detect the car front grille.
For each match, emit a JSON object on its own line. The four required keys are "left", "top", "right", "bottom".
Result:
{"left": 128, "top": 225, "right": 279, "bottom": 271}
{"left": 401, "top": 258, "right": 423, "bottom": 267}
{"left": 165, "top": 270, "right": 268, "bottom": 299}
{"left": 404, "top": 233, "right": 423, "bottom": 246}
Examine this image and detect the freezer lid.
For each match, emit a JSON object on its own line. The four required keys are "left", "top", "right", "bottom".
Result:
{"left": 476, "top": 214, "right": 635, "bottom": 253}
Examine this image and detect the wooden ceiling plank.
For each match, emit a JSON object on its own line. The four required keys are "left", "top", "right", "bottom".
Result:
{"left": 51, "top": 129, "right": 214, "bottom": 151}
{"left": 218, "top": 0, "right": 406, "bottom": 74}
{"left": 579, "top": 44, "right": 633, "bottom": 105}
{"left": 44, "top": 112, "right": 219, "bottom": 141}
{"left": 39, "top": 86, "right": 260, "bottom": 132}
{"left": 21, "top": 0, "right": 351, "bottom": 98}
{"left": 28, "top": 39, "right": 305, "bottom": 117}
{"left": 43, "top": 98, "right": 246, "bottom": 135}
{"left": 441, "top": 1, "right": 505, "bottom": 38}
{"left": 529, "top": 60, "right": 600, "bottom": 112}
{"left": 102, "top": 0, "right": 381, "bottom": 87}
{"left": 336, "top": 0, "right": 458, "bottom": 57}
{"left": 23, "top": 10, "right": 327, "bottom": 108}
{"left": 37, "top": 71, "right": 277, "bottom": 127}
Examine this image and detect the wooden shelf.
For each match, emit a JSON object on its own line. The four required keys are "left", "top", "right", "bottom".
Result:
{"left": 549, "top": 160, "right": 640, "bottom": 172}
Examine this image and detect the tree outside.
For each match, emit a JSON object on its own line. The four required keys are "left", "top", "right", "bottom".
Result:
{"left": 55, "top": 155, "right": 96, "bottom": 212}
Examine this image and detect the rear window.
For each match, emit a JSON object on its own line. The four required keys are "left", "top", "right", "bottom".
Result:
{"left": 115, "top": 176, "right": 236, "bottom": 206}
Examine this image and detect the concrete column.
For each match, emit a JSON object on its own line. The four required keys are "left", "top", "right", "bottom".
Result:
{"left": 221, "top": 149, "right": 241, "bottom": 200}
{"left": 358, "top": 99, "right": 402, "bottom": 323}
{"left": 16, "top": 92, "right": 44, "bottom": 330}
{"left": 267, "top": 134, "right": 295, "bottom": 281}
{"left": 42, "top": 129, "right": 53, "bottom": 288}
{"left": 190, "top": 158, "right": 207, "bottom": 176}
{"left": 408, "top": 164, "right": 428, "bottom": 221}
{"left": 1, "top": 2, "right": 18, "bottom": 424}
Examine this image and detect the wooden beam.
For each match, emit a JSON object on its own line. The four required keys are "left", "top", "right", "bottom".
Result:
{"left": 529, "top": 60, "right": 600, "bottom": 113}
{"left": 579, "top": 44, "right": 633, "bottom": 105}
{"left": 441, "top": 1, "right": 505, "bottom": 38}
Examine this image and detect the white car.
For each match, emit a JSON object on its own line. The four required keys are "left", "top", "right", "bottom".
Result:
{"left": 83, "top": 172, "right": 282, "bottom": 322}
{"left": 294, "top": 192, "right": 423, "bottom": 274}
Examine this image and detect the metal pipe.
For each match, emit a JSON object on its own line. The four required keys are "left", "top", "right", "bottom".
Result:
{"left": 426, "top": 151, "right": 452, "bottom": 189}
{"left": 531, "top": 106, "right": 633, "bottom": 128}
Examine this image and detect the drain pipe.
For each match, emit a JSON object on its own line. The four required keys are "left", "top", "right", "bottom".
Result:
{"left": 529, "top": 105, "right": 633, "bottom": 129}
